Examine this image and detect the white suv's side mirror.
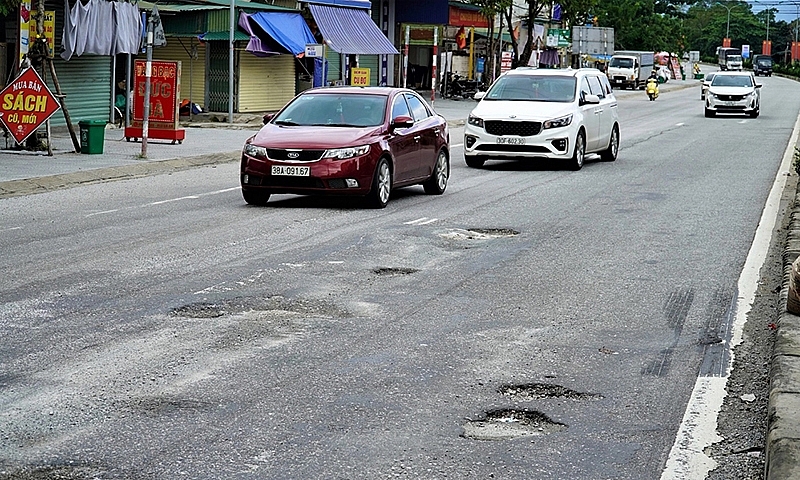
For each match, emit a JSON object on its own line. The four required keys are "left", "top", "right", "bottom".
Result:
{"left": 473, "top": 91, "right": 486, "bottom": 100}
{"left": 582, "top": 94, "right": 601, "bottom": 105}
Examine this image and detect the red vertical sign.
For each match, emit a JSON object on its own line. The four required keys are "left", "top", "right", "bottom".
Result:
{"left": 763, "top": 40, "right": 772, "bottom": 56}
{"left": 125, "top": 59, "right": 185, "bottom": 143}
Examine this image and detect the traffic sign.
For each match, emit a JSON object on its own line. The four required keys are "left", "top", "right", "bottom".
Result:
{"left": 0, "top": 67, "right": 60, "bottom": 144}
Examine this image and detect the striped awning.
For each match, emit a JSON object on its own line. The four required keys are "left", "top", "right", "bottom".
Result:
{"left": 308, "top": 3, "right": 398, "bottom": 55}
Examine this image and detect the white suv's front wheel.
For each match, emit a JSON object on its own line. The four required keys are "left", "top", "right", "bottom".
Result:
{"left": 568, "top": 131, "right": 585, "bottom": 171}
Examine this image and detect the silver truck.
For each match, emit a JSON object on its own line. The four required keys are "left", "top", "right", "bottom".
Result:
{"left": 607, "top": 51, "right": 655, "bottom": 90}
{"left": 717, "top": 47, "right": 743, "bottom": 71}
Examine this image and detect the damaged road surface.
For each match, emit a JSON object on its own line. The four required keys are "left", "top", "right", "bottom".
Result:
{"left": 2, "top": 76, "right": 800, "bottom": 479}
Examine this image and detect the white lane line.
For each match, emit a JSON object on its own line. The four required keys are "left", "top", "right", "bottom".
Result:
{"left": 200, "top": 187, "right": 241, "bottom": 196}
{"left": 1, "top": 226, "right": 23, "bottom": 232}
{"left": 149, "top": 195, "right": 200, "bottom": 206}
{"left": 676, "top": 123, "right": 685, "bottom": 126}
{"left": 417, "top": 218, "right": 438, "bottom": 225}
{"left": 85, "top": 209, "right": 120, "bottom": 217}
{"left": 660, "top": 98, "right": 800, "bottom": 480}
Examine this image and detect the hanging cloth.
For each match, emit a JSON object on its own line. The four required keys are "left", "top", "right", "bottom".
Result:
{"left": 61, "top": 0, "right": 142, "bottom": 61}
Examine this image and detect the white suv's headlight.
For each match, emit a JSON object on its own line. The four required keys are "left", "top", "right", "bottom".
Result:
{"left": 244, "top": 143, "right": 267, "bottom": 158}
{"left": 323, "top": 145, "right": 371, "bottom": 160}
{"left": 543, "top": 114, "right": 573, "bottom": 129}
{"left": 468, "top": 115, "right": 484, "bottom": 128}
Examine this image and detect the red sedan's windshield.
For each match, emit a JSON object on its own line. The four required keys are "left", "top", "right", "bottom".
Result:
{"left": 273, "top": 93, "right": 388, "bottom": 127}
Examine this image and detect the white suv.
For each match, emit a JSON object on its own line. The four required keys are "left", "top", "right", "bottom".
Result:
{"left": 464, "top": 68, "right": 620, "bottom": 170}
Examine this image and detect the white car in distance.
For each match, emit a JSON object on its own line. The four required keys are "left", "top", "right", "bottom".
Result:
{"left": 463, "top": 67, "right": 620, "bottom": 171}
{"left": 704, "top": 71, "right": 761, "bottom": 118}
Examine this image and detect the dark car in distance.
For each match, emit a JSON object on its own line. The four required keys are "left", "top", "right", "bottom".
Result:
{"left": 752, "top": 54, "right": 773, "bottom": 76}
{"left": 240, "top": 87, "right": 450, "bottom": 208}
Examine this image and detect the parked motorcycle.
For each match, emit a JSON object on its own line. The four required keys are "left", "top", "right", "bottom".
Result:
{"left": 646, "top": 78, "right": 659, "bottom": 101}
{"left": 441, "top": 72, "right": 483, "bottom": 99}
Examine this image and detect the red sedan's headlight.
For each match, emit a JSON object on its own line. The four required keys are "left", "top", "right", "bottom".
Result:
{"left": 244, "top": 143, "right": 267, "bottom": 158}
{"left": 322, "top": 145, "right": 371, "bottom": 160}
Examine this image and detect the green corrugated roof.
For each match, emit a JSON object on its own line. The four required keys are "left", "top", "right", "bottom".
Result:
{"left": 198, "top": 31, "right": 251, "bottom": 41}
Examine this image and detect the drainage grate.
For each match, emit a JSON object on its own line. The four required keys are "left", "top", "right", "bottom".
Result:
{"left": 498, "top": 383, "right": 603, "bottom": 400}
{"left": 462, "top": 408, "right": 567, "bottom": 440}
{"left": 373, "top": 267, "right": 420, "bottom": 276}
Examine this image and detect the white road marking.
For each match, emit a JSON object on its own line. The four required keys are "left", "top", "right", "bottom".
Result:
{"left": 739, "top": 120, "right": 748, "bottom": 124}
{"left": 1, "top": 226, "right": 23, "bottom": 232}
{"left": 452, "top": 143, "right": 464, "bottom": 148}
{"left": 417, "top": 218, "right": 438, "bottom": 225}
{"left": 328, "top": 261, "right": 344, "bottom": 264}
{"left": 85, "top": 209, "right": 119, "bottom": 217}
{"left": 149, "top": 195, "right": 200, "bottom": 206}
{"left": 676, "top": 123, "right": 685, "bottom": 126}
{"left": 660, "top": 102, "right": 800, "bottom": 480}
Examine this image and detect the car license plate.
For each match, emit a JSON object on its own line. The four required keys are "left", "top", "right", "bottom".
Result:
{"left": 497, "top": 137, "right": 525, "bottom": 145}
{"left": 271, "top": 165, "right": 310, "bottom": 176}
{"left": 724, "top": 101, "right": 737, "bottom": 106}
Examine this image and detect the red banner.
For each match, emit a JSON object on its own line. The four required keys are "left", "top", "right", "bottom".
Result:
{"left": 449, "top": 7, "right": 488, "bottom": 28}
{"left": 723, "top": 37, "right": 731, "bottom": 48}
{"left": 0, "top": 67, "right": 60, "bottom": 144}
{"left": 793, "top": 42, "right": 800, "bottom": 62}
{"left": 763, "top": 40, "right": 771, "bottom": 56}
{"left": 132, "top": 59, "right": 180, "bottom": 130}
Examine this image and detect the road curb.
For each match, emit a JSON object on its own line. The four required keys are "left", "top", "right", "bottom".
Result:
{"left": 768, "top": 161, "right": 800, "bottom": 480}
{"left": 0, "top": 151, "right": 239, "bottom": 199}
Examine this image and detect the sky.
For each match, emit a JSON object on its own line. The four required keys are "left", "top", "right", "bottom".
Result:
{"left": 743, "top": 0, "right": 800, "bottom": 22}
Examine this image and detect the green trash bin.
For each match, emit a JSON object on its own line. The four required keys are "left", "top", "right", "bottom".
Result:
{"left": 79, "top": 120, "right": 106, "bottom": 154}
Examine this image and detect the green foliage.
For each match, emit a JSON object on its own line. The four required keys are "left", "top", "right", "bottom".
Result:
{"left": 591, "top": 0, "right": 686, "bottom": 53}
{"left": 793, "top": 146, "right": 800, "bottom": 176}
{"left": 0, "top": 0, "right": 21, "bottom": 17}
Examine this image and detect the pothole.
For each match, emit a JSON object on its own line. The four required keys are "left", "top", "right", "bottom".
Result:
{"left": 0, "top": 464, "right": 102, "bottom": 480}
{"left": 170, "top": 295, "right": 349, "bottom": 320}
{"left": 440, "top": 228, "right": 520, "bottom": 241}
{"left": 498, "top": 383, "right": 603, "bottom": 400}
{"left": 122, "top": 395, "right": 213, "bottom": 416}
{"left": 171, "top": 302, "right": 225, "bottom": 318}
{"left": 462, "top": 408, "right": 567, "bottom": 440}
{"left": 373, "top": 267, "right": 420, "bottom": 276}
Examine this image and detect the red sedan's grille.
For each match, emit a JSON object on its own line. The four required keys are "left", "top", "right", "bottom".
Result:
{"left": 266, "top": 149, "right": 325, "bottom": 161}
{"left": 485, "top": 121, "right": 542, "bottom": 137}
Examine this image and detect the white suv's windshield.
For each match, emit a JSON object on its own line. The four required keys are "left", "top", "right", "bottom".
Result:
{"left": 711, "top": 75, "right": 753, "bottom": 87}
{"left": 484, "top": 75, "right": 577, "bottom": 102}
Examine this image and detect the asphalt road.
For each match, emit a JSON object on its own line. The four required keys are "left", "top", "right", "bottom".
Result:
{"left": 1, "top": 76, "right": 799, "bottom": 479}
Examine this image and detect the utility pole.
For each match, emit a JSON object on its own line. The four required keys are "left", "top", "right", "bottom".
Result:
{"left": 141, "top": 11, "right": 154, "bottom": 158}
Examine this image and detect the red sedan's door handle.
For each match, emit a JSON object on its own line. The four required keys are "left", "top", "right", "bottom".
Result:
{"left": 434, "top": 129, "right": 440, "bottom": 134}
{"left": 414, "top": 136, "right": 421, "bottom": 141}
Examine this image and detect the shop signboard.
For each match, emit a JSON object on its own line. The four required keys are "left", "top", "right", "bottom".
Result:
{"left": 0, "top": 67, "right": 60, "bottom": 144}
{"left": 125, "top": 59, "right": 185, "bottom": 143}
{"left": 29, "top": 10, "right": 55, "bottom": 58}
{"left": 500, "top": 51, "right": 513, "bottom": 73}
{"left": 351, "top": 67, "right": 370, "bottom": 86}
{"left": 547, "top": 28, "right": 570, "bottom": 48}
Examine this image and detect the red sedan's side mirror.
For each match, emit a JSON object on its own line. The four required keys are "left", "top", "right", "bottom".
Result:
{"left": 263, "top": 113, "right": 275, "bottom": 125}
{"left": 391, "top": 115, "right": 414, "bottom": 129}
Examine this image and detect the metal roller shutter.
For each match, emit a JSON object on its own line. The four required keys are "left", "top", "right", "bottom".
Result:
{"left": 359, "top": 55, "right": 379, "bottom": 86}
{"left": 146, "top": 40, "right": 207, "bottom": 109}
{"left": 238, "top": 54, "right": 295, "bottom": 112}
{"left": 48, "top": 55, "right": 113, "bottom": 126}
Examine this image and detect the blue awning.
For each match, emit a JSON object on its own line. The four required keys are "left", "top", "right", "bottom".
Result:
{"left": 308, "top": 4, "right": 399, "bottom": 55}
{"left": 304, "top": 0, "right": 371, "bottom": 8}
{"left": 241, "top": 12, "right": 317, "bottom": 57}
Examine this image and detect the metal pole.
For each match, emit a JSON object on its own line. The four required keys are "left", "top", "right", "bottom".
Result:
{"left": 468, "top": 27, "right": 474, "bottom": 80}
{"left": 228, "top": 0, "right": 234, "bottom": 124}
{"left": 403, "top": 25, "right": 409, "bottom": 88}
{"left": 141, "top": 13, "right": 153, "bottom": 158}
{"left": 431, "top": 27, "right": 437, "bottom": 103}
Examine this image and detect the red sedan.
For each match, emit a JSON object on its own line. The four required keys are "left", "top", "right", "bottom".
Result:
{"left": 240, "top": 87, "right": 450, "bottom": 208}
